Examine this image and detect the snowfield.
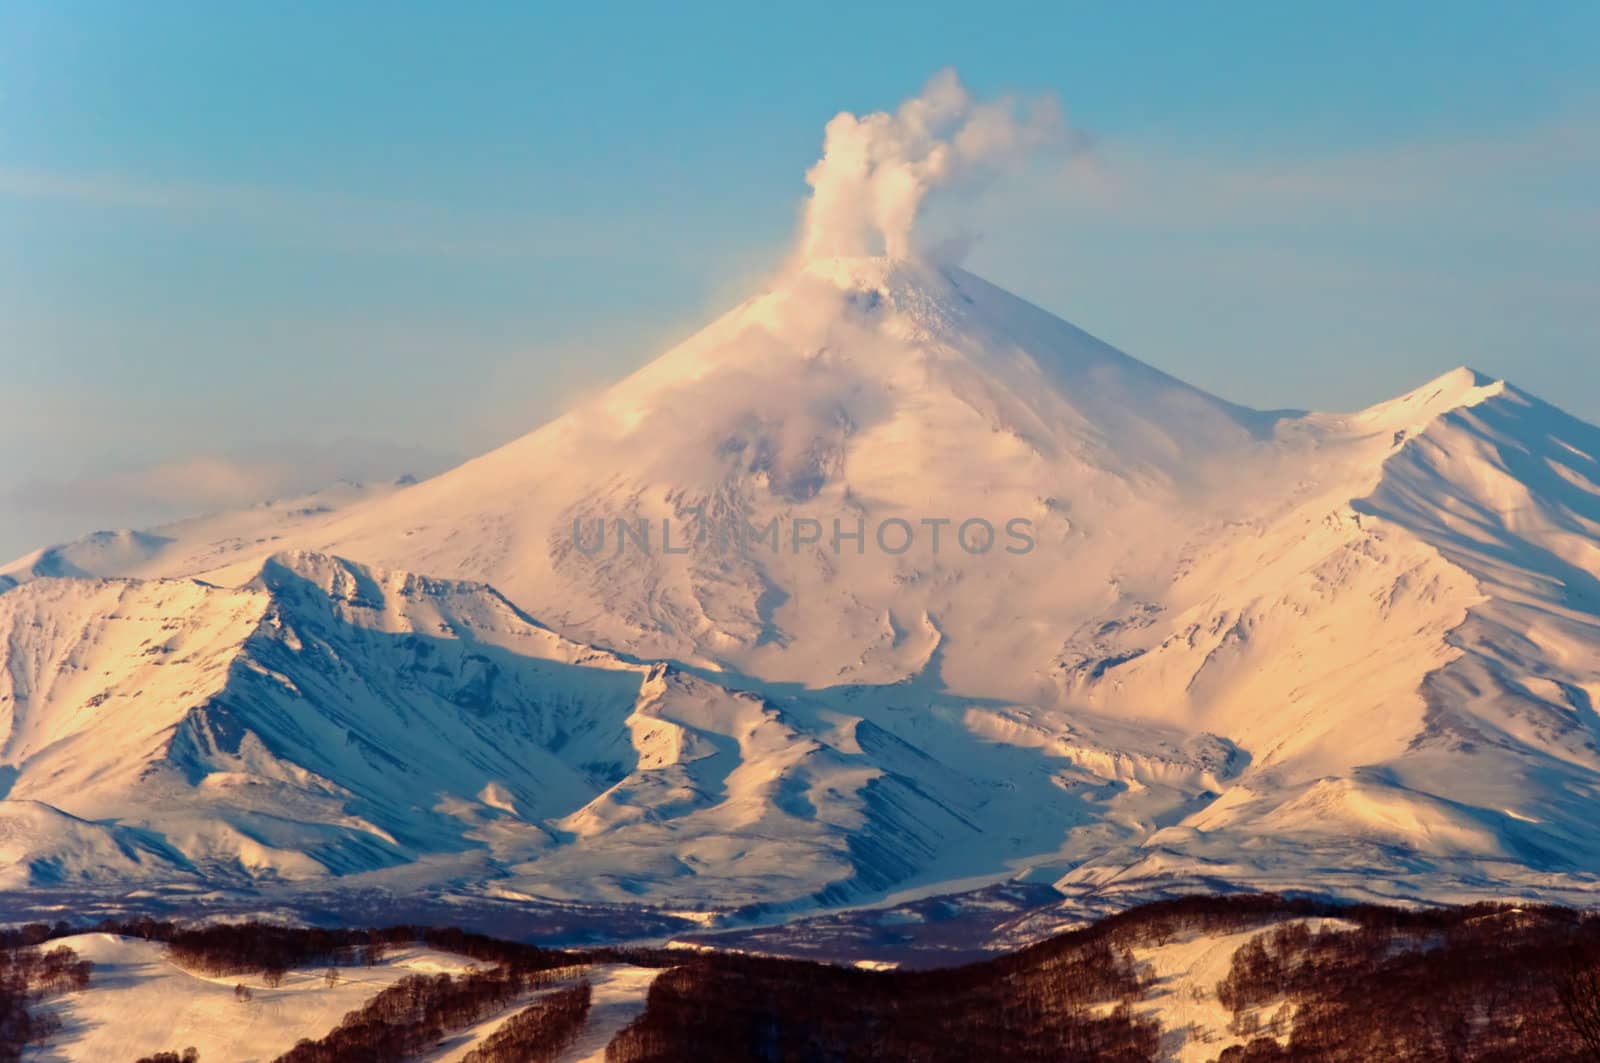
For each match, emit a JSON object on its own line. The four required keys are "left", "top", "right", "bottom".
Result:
{"left": 30, "top": 935, "right": 481, "bottom": 1062}
{"left": 1126, "top": 918, "right": 1357, "bottom": 1063}
{"left": 417, "top": 964, "right": 659, "bottom": 1063}
{"left": 543, "top": 965, "right": 661, "bottom": 1063}
{"left": 24, "top": 934, "right": 658, "bottom": 1063}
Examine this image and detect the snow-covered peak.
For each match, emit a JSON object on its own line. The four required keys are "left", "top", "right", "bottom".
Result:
{"left": 1349, "top": 365, "right": 1506, "bottom": 432}
{"left": 6, "top": 259, "right": 1600, "bottom": 917}
{"left": 797, "top": 253, "right": 935, "bottom": 291}
{"left": 793, "top": 257, "right": 953, "bottom": 307}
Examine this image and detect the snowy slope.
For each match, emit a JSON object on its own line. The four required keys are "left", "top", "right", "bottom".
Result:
{"left": 27, "top": 939, "right": 656, "bottom": 1063}
{"left": 1125, "top": 917, "right": 1357, "bottom": 1063}
{"left": 0, "top": 554, "right": 643, "bottom": 885}
{"left": 544, "top": 965, "right": 661, "bottom": 1063}
{"left": 198, "top": 257, "right": 1287, "bottom": 697}
{"left": 5, "top": 256, "right": 1600, "bottom": 916}
{"left": 30, "top": 934, "right": 482, "bottom": 1063}
{"left": 1041, "top": 369, "right": 1600, "bottom": 903}
{"left": 1, "top": 549, "right": 1235, "bottom": 908}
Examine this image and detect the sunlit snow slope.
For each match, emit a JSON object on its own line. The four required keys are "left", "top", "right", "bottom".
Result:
{"left": 4, "top": 258, "right": 1600, "bottom": 912}
{"left": 3, "top": 550, "right": 1213, "bottom": 909}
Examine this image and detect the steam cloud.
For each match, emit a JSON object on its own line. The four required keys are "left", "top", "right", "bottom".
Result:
{"left": 799, "top": 69, "right": 1063, "bottom": 262}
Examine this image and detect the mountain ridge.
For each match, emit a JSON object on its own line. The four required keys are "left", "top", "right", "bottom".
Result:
{"left": 4, "top": 258, "right": 1600, "bottom": 920}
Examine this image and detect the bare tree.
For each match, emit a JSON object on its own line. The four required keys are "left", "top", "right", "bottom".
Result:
{"left": 1558, "top": 949, "right": 1600, "bottom": 1063}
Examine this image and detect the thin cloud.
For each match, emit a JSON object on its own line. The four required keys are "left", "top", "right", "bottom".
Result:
{"left": 1015, "top": 117, "right": 1600, "bottom": 232}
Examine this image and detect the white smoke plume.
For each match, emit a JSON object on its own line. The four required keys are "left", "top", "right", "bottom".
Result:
{"left": 799, "top": 69, "right": 1064, "bottom": 262}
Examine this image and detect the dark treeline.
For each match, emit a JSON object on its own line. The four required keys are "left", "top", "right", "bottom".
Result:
{"left": 461, "top": 981, "right": 593, "bottom": 1063}
{"left": 0, "top": 942, "right": 91, "bottom": 1063}
{"left": 410, "top": 926, "right": 582, "bottom": 973}
{"left": 273, "top": 965, "right": 583, "bottom": 1063}
{"left": 605, "top": 935, "right": 1158, "bottom": 1062}
{"left": 133, "top": 1050, "right": 199, "bottom": 1063}
{"left": 1, "top": 918, "right": 579, "bottom": 980}
{"left": 601, "top": 895, "right": 1600, "bottom": 1063}
{"left": 160, "top": 922, "right": 580, "bottom": 980}
{"left": 13, "top": 894, "right": 1600, "bottom": 1060}
{"left": 166, "top": 924, "right": 411, "bottom": 979}
{"left": 1212, "top": 904, "right": 1600, "bottom": 1062}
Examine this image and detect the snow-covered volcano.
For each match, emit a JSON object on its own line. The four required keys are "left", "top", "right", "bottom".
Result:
{"left": 210, "top": 256, "right": 1291, "bottom": 696}
{"left": 5, "top": 255, "right": 1600, "bottom": 916}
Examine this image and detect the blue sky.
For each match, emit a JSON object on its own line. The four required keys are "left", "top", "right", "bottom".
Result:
{"left": 3, "top": 2, "right": 1598, "bottom": 558}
